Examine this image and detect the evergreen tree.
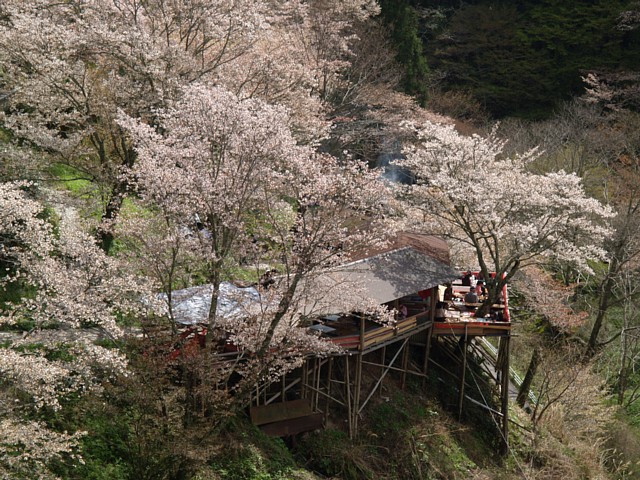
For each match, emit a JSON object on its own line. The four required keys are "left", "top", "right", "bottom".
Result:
{"left": 380, "top": 0, "right": 430, "bottom": 105}
{"left": 423, "top": 0, "right": 639, "bottom": 118}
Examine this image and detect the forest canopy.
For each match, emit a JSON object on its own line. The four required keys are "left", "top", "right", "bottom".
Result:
{"left": 1, "top": 0, "right": 640, "bottom": 479}
{"left": 382, "top": 0, "right": 640, "bottom": 118}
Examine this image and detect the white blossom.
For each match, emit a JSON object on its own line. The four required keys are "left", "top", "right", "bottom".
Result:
{"left": 396, "top": 121, "right": 614, "bottom": 301}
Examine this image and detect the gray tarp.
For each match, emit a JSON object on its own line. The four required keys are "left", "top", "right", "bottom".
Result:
{"left": 168, "top": 238, "right": 459, "bottom": 323}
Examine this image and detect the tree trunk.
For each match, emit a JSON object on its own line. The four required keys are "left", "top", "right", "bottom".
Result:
{"left": 586, "top": 275, "right": 614, "bottom": 356}
{"left": 97, "top": 188, "right": 124, "bottom": 253}
{"left": 618, "top": 328, "right": 629, "bottom": 405}
{"left": 516, "top": 347, "right": 540, "bottom": 408}
{"left": 205, "top": 265, "right": 223, "bottom": 346}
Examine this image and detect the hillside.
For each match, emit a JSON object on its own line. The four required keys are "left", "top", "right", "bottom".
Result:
{"left": 1, "top": 1, "right": 640, "bottom": 479}
{"left": 382, "top": 0, "right": 640, "bottom": 119}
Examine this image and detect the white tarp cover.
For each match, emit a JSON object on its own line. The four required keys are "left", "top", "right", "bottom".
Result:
{"left": 168, "top": 282, "right": 260, "bottom": 325}
{"left": 169, "top": 244, "right": 459, "bottom": 323}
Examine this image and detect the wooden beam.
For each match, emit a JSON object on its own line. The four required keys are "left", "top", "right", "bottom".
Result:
{"left": 422, "top": 323, "right": 434, "bottom": 387}
{"left": 380, "top": 346, "right": 386, "bottom": 397}
{"left": 345, "top": 355, "right": 353, "bottom": 438}
{"left": 303, "top": 382, "right": 346, "bottom": 407}
{"left": 500, "top": 336, "right": 510, "bottom": 456}
{"left": 325, "top": 357, "right": 333, "bottom": 423}
{"left": 354, "top": 351, "right": 363, "bottom": 434}
{"left": 358, "top": 338, "right": 408, "bottom": 414}
{"left": 458, "top": 324, "right": 468, "bottom": 421}
{"left": 422, "top": 288, "right": 437, "bottom": 388}
{"left": 259, "top": 413, "right": 324, "bottom": 437}
{"left": 265, "top": 378, "right": 301, "bottom": 405}
{"left": 401, "top": 340, "right": 410, "bottom": 389}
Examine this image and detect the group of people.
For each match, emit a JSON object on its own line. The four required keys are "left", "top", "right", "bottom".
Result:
{"left": 443, "top": 272, "right": 487, "bottom": 304}
{"left": 434, "top": 270, "right": 507, "bottom": 322}
{"left": 462, "top": 271, "right": 492, "bottom": 300}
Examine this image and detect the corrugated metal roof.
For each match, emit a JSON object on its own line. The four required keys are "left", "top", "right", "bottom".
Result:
{"left": 350, "top": 232, "right": 451, "bottom": 266}
{"left": 166, "top": 282, "right": 260, "bottom": 325}
{"left": 169, "top": 235, "right": 459, "bottom": 322}
{"left": 306, "top": 246, "right": 460, "bottom": 308}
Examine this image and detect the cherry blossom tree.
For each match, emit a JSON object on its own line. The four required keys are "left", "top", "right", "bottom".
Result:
{"left": 0, "top": 182, "right": 152, "bottom": 477}
{"left": 119, "top": 83, "right": 397, "bottom": 419}
{"left": 396, "top": 121, "right": 614, "bottom": 312}
{"left": 584, "top": 160, "right": 640, "bottom": 355}
{"left": 0, "top": 0, "right": 381, "bottom": 251}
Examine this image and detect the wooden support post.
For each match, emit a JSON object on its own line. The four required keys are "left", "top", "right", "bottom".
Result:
{"left": 311, "top": 358, "right": 317, "bottom": 408}
{"left": 354, "top": 352, "right": 363, "bottom": 435}
{"left": 380, "top": 346, "right": 386, "bottom": 396}
{"left": 302, "top": 361, "right": 308, "bottom": 400}
{"left": 315, "top": 357, "right": 322, "bottom": 410}
{"left": 458, "top": 324, "right": 468, "bottom": 421}
{"left": 345, "top": 355, "right": 353, "bottom": 438}
{"left": 422, "top": 286, "right": 436, "bottom": 387}
{"left": 500, "top": 336, "right": 510, "bottom": 456}
{"left": 359, "top": 339, "right": 408, "bottom": 414}
{"left": 401, "top": 340, "right": 410, "bottom": 389}
{"left": 309, "top": 357, "right": 320, "bottom": 408}
{"left": 281, "top": 372, "right": 286, "bottom": 402}
{"left": 352, "top": 315, "right": 365, "bottom": 435}
{"left": 422, "top": 323, "right": 434, "bottom": 388}
{"left": 325, "top": 357, "right": 333, "bottom": 422}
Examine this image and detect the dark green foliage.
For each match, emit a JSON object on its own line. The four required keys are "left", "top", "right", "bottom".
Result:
{"left": 380, "top": 0, "right": 430, "bottom": 105}
{"left": 207, "top": 419, "right": 298, "bottom": 479}
{"left": 296, "top": 429, "right": 376, "bottom": 480}
{"left": 420, "top": 0, "right": 639, "bottom": 118}
{"left": 11, "top": 342, "right": 75, "bottom": 362}
{"left": 367, "top": 390, "right": 429, "bottom": 440}
{"left": 48, "top": 397, "right": 132, "bottom": 480}
{"left": 431, "top": 4, "right": 544, "bottom": 118}
{"left": 423, "top": 339, "right": 502, "bottom": 451}
{"left": 297, "top": 392, "right": 497, "bottom": 480}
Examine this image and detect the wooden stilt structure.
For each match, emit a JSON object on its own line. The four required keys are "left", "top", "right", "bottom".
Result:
{"left": 422, "top": 324, "right": 434, "bottom": 387}
{"left": 401, "top": 341, "right": 410, "bottom": 389}
{"left": 345, "top": 355, "right": 353, "bottom": 438}
{"left": 499, "top": 336, "right": 510, "bottom": 456}
{"left": 324, "top": 357, "right": 333, "bottom": 423}
{"left": 457, "top": 324, "right": 468, "bottom": 421}
{"left": 248, "top": 276, "right": 513, "bottom": 454}
{"left": 380, "top": 346, "right": 386, "bottom": 396}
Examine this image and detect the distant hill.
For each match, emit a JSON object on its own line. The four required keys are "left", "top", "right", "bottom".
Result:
{"left": 383, "top": 0, "right": 640, "bottom": 119}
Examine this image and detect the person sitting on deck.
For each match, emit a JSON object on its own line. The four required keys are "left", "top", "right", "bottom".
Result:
{"left": 443, "top": 283, "right": 454, "bottom": 301}
{"left": 461, "top": 271, "right": 474, "bottom": 286}
{"left": 475, "top": 281, "right": 486, "bottom": 297}
{"left": 464, "top": 288, "right": 479, "bottom": 304}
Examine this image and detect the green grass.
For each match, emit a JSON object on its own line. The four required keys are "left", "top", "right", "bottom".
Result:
{"left": 48, "top": 163, "right": 95, "bottom": 196}
{"left": 206, "top": 419, "right": 301, "bottom": 480}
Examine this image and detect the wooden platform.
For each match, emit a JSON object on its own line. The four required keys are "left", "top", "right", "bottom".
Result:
{"left": 326, "top": 312, "right": 428, "bottom": 351}
{"left": 432, "top": 320, "right": 511, "bottom": 337}
{"left": 250, "top": 399, "right": 323, "bottom": 437}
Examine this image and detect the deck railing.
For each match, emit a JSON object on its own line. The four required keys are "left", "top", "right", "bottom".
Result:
{"left": 330, "top": 311, "right": 430, "bottom": 351}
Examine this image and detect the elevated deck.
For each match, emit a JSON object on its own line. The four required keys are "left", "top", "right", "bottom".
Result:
{"left": 432, "top": 320, "right": 510, "bottom": 337}
{"left": 314, "top": 311, "right": 431, "bottom": 352}
{"left": 250, "top": 399, "right": 323, "bottom": 436}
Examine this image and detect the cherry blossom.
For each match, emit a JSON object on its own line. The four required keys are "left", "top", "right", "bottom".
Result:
{"left": 119, "top": 83, "right": 397, "bottom": 397}
{"left": 0, "top": 182, "right": 152, "bottom": 474}
{"left": 396, "top": 121, "right": 614, "bottom": 307}
{"left": 0, "top": 419, "right": 85, "bottom": 480}
{"left": 0, "top": 0, "right": 382, "bottom": 251}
